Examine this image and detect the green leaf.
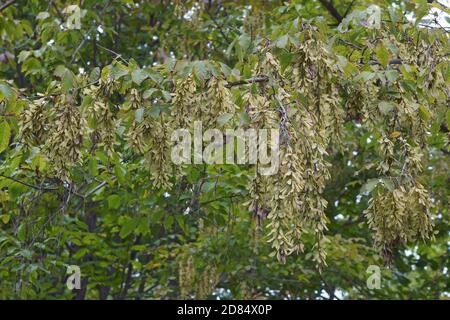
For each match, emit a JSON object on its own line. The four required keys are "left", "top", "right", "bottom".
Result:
{"left": 385, "top": 70, "right": 398, "bottom": 82}
{"left": 89, "top": 67, "right": 100, "bottom": 82}
{"left": 356, "top": 71, "right": 375, "bottom": 82}
{"left": 120, "top": 219, "right": 138, "bottom": 238}
{"left": 131, "top": 68, "right": 148, "bottom": 85}
{"left": 107, "top": 194, "right": 121, "bottom": 209}
{"left": 276, "top": 35, "right": 289, "bottom": 49}
{"left": 0, "top": 214, "right": 10, "bottom": 224}
{"left": 110, "top": 63, "right": 129, "bottom": 80}
{"left": 62, "top": 69, "right": 75, "bottom": 92}
{"left": 194, "top": 61, "right": 208, "bottom": 81}
{"left": 135, "top": 108, "right": 144, "bottom": 123}
{"left": 31, "top": 153, "right": 47, "bottom": 172}
{"left": 143, "top": 88, "right": 158, "bottom": 99}
{"left": 18, "top": 51, "right": 31, "bottom": 63}
{"left": 378, "top": 101, "right": 394, "bottom": 114}
{"left": 17, "top": 224, "right": 26, "bottom": 241}
{"left": 0, "top": 121, "right": 11, "bottom": 154}
{"left": 380, "top": 177, "right": 395, "bottom": 191}
{"left": 0, "top": 83, "right": 14, "bottom": 100}
{"left": 217, "top": 113, "right": 234, "bottom": 126}
{"left": 114, "top": 164, "right": 126, "bottom": 184}
{"left": 238, "top": 34, "right": 251, "bottom": 51}
{"left": 88, "top": 157, "right": 98, "bottom": 176}
{"left": 36, "top": 12, "right": 50, "bottom": 20}
{"left": 360, "top": 178, "right": 379, "bottom": 194}
{"left": 164, "top": 215, "right": 174, "bottom": 230}
{"left": 144, "top": 68, "right": 163, "bottom": 83}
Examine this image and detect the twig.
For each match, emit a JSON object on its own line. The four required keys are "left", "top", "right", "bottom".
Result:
{"left": 0, "top": 174, "right": 58, "bottom": 191}
{"left": 199, "top": 194, "right": 243, "bottom": 206}
{"left": 96, "top": 43, "right": 128, "bottom": 64}
{"left": 225, "top": 75, "right": 269, "bottom": 88}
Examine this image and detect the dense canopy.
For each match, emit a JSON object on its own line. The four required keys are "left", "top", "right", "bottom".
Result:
{"left": 0, "top": 0, "right": 449, "bottom": 299}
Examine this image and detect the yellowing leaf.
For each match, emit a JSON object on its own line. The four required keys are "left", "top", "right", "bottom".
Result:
{"left": 390, "top": 131, "right": 401, "bottom": 139}
{"left": 376, "top": 45, "right": 390, "bottom": 67}
{"left": 418, "top": 105, "right": 431, "bottom": 122}
{"left": 0, "top": 214, "right": 10, "bottom": 224}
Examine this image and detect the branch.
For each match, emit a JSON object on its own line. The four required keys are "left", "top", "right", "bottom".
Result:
{"left": 0, "top": 0, "right": 16, "bottom": 13}
{"left": 225, "top": 75, "right": 269, "bottom": 88}
{"left": 83, "top": 181, "right": 107, "bottom": 198}
{"left": 319, "top": 0, "right": 343, "bottom": 23}
{"left": 199, "top": 194, "right": 243, "bottom": 206}
{"left": 368, "top": 58, "right": 403, "bottom": 65}
{"left": 96, "top": 43, "right": 128, "bottom": 64}
{"left": 0, "top": 174, "right": 58, "bottom": 191}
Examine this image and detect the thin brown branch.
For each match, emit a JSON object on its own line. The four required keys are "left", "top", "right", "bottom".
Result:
{"left": 0, "top": 174, "right": 58, "bottom": 191}
{"left": 225, "top": 75, "right": 269, "bottom": 88}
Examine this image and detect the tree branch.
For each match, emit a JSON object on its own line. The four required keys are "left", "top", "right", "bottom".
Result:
{"left": 319, "top": 0, "right": 343, "bottom": 23}
{"left": 225, "top": 75, "right": 269, "bottom": 88}
{"left": 0, "top": 174, "right": 58, "bottom": 191}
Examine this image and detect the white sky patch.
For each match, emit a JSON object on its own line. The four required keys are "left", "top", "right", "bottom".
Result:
{"left": 404, "top": 246, "right": 420, "bottom": 259}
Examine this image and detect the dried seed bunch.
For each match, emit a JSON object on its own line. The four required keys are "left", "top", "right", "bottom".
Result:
{"left": 146, "top": 114, "right": 173, "bottom": 189}
{"left": 88, "top": 99, "right": 117, "bottom": 156}
{"left": 126, "top": 88, "right": 142, "bottom": 110}
{"left": 45, "top": 95, "right": 85, "bottom": 181}
{"left": 203, "top": 76, "right": 235, "bottom": 128}
{"left": 291, "top": 25, "right": 343, "bottom": 143}
{"left": 125, "top": 119, "right": 148, "bottom": 154}
{"left": 195, "top": 265, "right": 219, "bottom": 299}
{"left": 178, "top": 255, "right": 195, "bottom": 299}
{"left": 364, "top": 182, "right": 433, "bottom": 265}
{"left": 19, "top": 98, "right": 49, "bottom": 148}
{"left": 172, "top": 74, "right": 197, "bottom": 129}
